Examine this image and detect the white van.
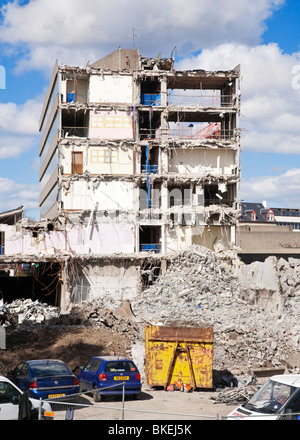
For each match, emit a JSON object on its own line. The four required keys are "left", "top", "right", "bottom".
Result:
{"left": 227, "top": 374, "right": 300, "bottom": 420}
{"left": 0, "top": 375, "right": 52, "bottom": 420}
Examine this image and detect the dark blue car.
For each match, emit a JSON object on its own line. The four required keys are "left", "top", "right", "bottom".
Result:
{"left": 78, "top": 356, "right": 142, "bottom": 401}
{"left": 7, "top": 359, "right": 79, "bottom": 400}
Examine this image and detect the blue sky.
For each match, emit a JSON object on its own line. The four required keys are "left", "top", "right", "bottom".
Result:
{"left": 0, "top": 0, "right": 300, "bottom": 219}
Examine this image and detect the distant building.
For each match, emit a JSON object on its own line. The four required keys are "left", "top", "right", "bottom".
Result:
{"left": 240, "top": 202, "right": 275, "bottom": 224}
{"left": 272, "top": 207, "right": 300, "bottom": 231}
{"left": 237, "top": 201, "right": 300, "bottom": 263}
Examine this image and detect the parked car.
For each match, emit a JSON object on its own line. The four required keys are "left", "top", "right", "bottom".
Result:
{"left": 7, "top": 359, "right": 79, "bottom": 400}
{"left": 78, "top": 356, "right": 142, "bottom": 401}
{"left": 227, "top": 374, "right": 300, "bottom": 420}
{"left": 0, "top": 375, "right": 52, "bottom": 420}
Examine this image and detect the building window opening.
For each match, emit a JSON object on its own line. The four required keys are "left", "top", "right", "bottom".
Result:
{"left": 139, "top": 225, "right": 161, "bottom": 253}
{"left": 141, "top": 261, "right": 161, "bottom": 288}
{"left": 267, "top": 209, "right": 275, "bottom": 221}
{"left": 62, "top": 109, "right": 89, "bottom": 138}
{"left": 204, "top": 183, "right": 233, "bottom": 207}
{"left": 141, "top": 145, "right": 159, "bottom": 174}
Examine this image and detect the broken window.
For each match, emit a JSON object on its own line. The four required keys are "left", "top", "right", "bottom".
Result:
{"left": 140, "top": 77, "right": 161, "bottom": 106}
{"left": 139, "top": 226, "right": 161, "bottom": 253}
{"left": 62, "top": 109, "right": 89, "bottom": 138}
{"left": 204, "top": 183, "right": 234, "bottom": 207}
{"left": 138, "top": 109, "right": 162, "bottom": 140}
{"left": 141, "top": 145, "right": 159, "bottom": 173}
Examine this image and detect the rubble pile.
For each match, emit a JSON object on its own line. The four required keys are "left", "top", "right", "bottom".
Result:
{"left": 131, "top": 245, "right": 300, "bottom": 374}
{"left": 0, "top": 299, "right": 60, "bottom": 326}
{"left": 50, "top": 299, "right": 144, "bottom": 345}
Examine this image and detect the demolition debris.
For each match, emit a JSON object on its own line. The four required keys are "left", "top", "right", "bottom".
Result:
{"left": 0, "top": 299, "right": 60, "bottom": 326}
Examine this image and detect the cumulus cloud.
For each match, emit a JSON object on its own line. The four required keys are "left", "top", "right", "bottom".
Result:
{"left": 242, "top": 169, "right": 300, "bottom": 207}
{"left": 177, "top": 42, "right": 300, "bottom": 155}
{"left": 0, "top": 176, "right": 39, "bottom": 212}
{"left": 0, "top": 95, "right": 42, "bottom": 157}
{"left": 0, "top": 0, "right": 285, "bottom": 72}
{"left": 0, "top": 96, "right": 42, "bottom": 135}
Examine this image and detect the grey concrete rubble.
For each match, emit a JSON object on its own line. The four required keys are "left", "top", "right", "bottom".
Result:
{"left": 1, "top": 245, "right": 300, "bottom": 385}
{"left": 130, "top": 245, "right": 300, "bottom": 376}
{"left": 0, "top": 299, "right": 60, "bottom": 325}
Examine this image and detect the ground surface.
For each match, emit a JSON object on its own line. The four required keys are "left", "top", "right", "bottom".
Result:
{"left": 0, "top": 325, "right": 129, "bottom": 375}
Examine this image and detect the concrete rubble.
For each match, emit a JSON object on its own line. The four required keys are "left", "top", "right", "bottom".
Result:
{"left": 1, "top": 245, "right": 300, "bottom": 388}
{"left": 130, "top": 245, "right": 300, "bottom": 376}
{"left": 0, "top": 299, "right": 60, "bottom": 326}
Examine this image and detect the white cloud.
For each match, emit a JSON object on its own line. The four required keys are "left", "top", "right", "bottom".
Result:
{"left": 0, "top": 96, "right": 42, "bottom": 135}
{"left": 242, "top": 169, "right": 300, "bottom": 208}
{"left": 0, "top": 177, "right": 39, "bottom": 212}
{"left": 0, "top": 96, "right": 42, "bottom": 158}
{"left": 177, "top": 42, "right": 300, "bottom": 154}
{"left": 0, "top": 0, "right": 285, "bottom": 72}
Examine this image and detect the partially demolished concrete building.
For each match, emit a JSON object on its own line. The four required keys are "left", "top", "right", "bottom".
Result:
{"left": 1, "top": 49, "right": 242, "bottom": 311}
{"left": 39, "top": 49, "right": 241, "bottom": 251}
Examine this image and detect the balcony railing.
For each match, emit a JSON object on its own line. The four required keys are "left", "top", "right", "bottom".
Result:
{"left": 140, "top": 243, "right": 161, "bottom": 253}
{"left": 141, "top": 94, "right": 161, "bottom": 106}
{"left": 62, "top": 127, "right": 89, "bottom": 138}
{"left": 139, "top": 126, "right": 238, "bottom": 141}
{"left": 205, "top": 198, "right": 233, "bottom": 207}
{"left": 141, "top": 164, "right": 158, "bottom": 174}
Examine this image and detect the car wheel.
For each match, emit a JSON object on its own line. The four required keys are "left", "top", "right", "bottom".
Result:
{"left": 93, "top": 385, "right": 102, "bottom": 402}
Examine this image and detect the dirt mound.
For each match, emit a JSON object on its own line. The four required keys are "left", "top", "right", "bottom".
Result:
{"left": 0, "top": 321, "right": 139, "bottom": 376}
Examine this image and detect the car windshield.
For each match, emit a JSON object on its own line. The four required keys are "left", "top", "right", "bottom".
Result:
{"left": 31, "top": 363, "right": 71, "bottom": 377}
{"left": 244, "top": 379, "right": 297, "bottom": 414}
{"left": 104, "top": 361, "right": 136, "bottom": 373}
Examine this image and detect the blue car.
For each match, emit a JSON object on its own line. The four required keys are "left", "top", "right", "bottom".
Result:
{"left": 78, "top": 356, "right": 142, "bottom": 401}
{"left": 7, "top": 359, "right": 79, "bottom": 400}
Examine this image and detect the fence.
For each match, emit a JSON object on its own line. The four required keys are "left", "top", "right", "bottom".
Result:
{"left": 37, "top": 384, "right": 300, "bottom": 421}
{"left": 37, "top": 383, "right": 219, "bottom": 421}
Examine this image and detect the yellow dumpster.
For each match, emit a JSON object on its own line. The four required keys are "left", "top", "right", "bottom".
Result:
{"left": 145, "top": 324, "right": 213, "bottom": 390}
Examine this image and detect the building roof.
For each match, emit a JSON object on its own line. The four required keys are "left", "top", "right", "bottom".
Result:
{"left": 240, "top": 202, "right": 275, "bottom": 223}
{"left": 0, "top": 206, "right": 23, "bottom": 225}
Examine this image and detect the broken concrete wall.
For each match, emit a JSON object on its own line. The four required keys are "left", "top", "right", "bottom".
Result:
{"left": 69, "top": 260, "right": 140, "bottom": 305}
{"left": 2, "top": 223, "right": 135, "bottom": 256}
{"left": 89, "top": 74, "right": 133, "bottom": 105}
{"left": 236, "top": 257, "right": 283, "bottom": 313}
{"left": 61, "top": 180, "right": 136, "bottom": 213}
{"left": 61, "top": 141, "right": 134, "bottom": 175}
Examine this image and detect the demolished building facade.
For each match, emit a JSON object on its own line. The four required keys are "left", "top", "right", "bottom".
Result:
{"left": 39, "top": 49, "right": 241, "bottom": 253}
{"left": 1, "top": 49, "right": 242, "bottom": 311}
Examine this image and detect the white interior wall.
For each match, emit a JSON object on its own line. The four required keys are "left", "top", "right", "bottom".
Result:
{"left": 168, "top": 148, "right": 235, "bottom": 175}
{"left": 61, "top": 144, "right": 133, "bottom": 175}
{"left": 89, "top": 75, "right": 133, "bottom": 104}
{"left": 61, "top": 180, "right": 136, "bottom": 212}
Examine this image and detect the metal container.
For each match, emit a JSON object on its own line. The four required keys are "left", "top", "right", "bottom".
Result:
{"left": 145, "top": 324, "right": 213, "bottom": 390}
